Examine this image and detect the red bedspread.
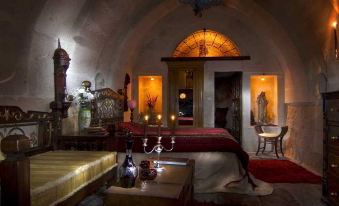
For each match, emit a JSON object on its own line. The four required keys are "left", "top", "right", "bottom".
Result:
{"left": 117, "top": 122, "right": 230, "bottom": 137}
{"left": 116, "top": 122, "right": 256, "bottom": 188}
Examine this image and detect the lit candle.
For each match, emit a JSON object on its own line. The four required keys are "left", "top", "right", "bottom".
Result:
{"left": 157, "top": 114, "right": 162, "bottom": 121}
{"left": 144, "top": 115, "right": 149, "bottom": 139}
{"left": 333, "top": 21, "right": 338, "bottom": 59}
{"left": 170, "top": 114, "right": 176, "bottom": 135}
{"left": 156, "top": 114, "right": 162, "bottom": 136}
{"left": 170, "top": 114, "right": 175, "bottom": 121}
{"left": 144, "top": 115, "right": 149, "bottom": 122}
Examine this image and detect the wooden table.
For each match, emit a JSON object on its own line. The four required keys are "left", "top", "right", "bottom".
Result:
{"left": 104, "top": 158, "right": 195, "bottom": 206}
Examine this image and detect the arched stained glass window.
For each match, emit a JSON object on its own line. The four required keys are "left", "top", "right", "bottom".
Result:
{"left": 172, "top": 29, "right": 240, "bottom": 57}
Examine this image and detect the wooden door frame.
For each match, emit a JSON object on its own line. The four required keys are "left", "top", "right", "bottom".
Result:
{"left": 165, "top": 61, "right": 204, "bottom": 127}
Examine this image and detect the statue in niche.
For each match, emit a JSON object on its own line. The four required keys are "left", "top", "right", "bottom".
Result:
{"left": 256, "top": 91, "right": 268, "bottom": 124}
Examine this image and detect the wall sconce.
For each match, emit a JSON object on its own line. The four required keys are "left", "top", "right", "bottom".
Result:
{"left": 333, "top": 21, "right": 338, "bottom": 60}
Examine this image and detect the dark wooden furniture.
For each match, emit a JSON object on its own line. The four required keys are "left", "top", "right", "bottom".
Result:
{"left": 323, "top": 91, "right": 339, "bottom": 206}
{"left": 56, "top": 87, "right": 124, "bottom": 151}
{"left": 254, "top": 125, "right": 288, "bottom": 158}
{"left": 90, "top": 88, "right": 124, "bottom": 127}
{"left": 58, "top": 133, "right": 112, "bottom": 151}
{"left": 104, "top": 158, "right": 195, "bottom": 206}
{"left": 0, "top": 43, "right": 119, "bottom": 206}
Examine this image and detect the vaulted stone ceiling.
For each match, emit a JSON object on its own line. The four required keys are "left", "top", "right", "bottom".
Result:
{"left": 0, "top": 0, "right": 337, "bottom": 109}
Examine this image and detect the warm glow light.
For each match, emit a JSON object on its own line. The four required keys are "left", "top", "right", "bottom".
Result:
{"left": 250, "top": 75, "right": 278, "bottom": 125}
{"left": 333, "top": 21, "right": 337, "bottom": 28}
{"left": 144, "top": 115, "right": 149, "bottom": 121}
{"left": 179, "top": 93, "right": 186, "bottom": 99}
{"left": 173, "top": 29, "right": 240, "bottom": 57}
{"left": 171, "top": 114, "right": 176, "bottom": 121}
{"left": 150, "top": 77, "right": 155, "bottom": 81}
{"left": 138, "top": 76, "right": 162, "bottom": 114}
{"left": 157, "top": 114, "right": 162, "bottom": 120}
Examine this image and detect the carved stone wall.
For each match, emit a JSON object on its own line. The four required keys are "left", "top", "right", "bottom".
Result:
{"left": 285, "top": 103, "right": 323, "bottom": 174}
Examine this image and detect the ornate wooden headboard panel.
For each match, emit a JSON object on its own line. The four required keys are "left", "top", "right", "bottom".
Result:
{"left": 0, "top": 106, "right": 53, "bottom": 157}
{"left": 91, "top": 88, "right": 124, "bottom": 127}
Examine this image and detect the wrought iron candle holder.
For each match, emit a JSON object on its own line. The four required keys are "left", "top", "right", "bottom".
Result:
{"left": 142, "top": 121, "right": 175, "bottom": 171}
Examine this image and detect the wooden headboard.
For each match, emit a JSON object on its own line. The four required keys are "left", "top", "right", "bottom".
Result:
{"left": 0, "top": 106, "right": 53, "bottom": 157}
{"left": 91, "top": 88, "right": 124, "bottom": 128}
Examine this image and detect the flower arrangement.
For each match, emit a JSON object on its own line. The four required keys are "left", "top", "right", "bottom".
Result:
{"left": 146, "top": 94, "right": 158, "bottom": 109}
{"left": 69, "top": 81, "right": 94, "bottom": 107}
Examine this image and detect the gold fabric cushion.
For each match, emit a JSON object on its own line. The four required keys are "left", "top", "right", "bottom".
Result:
{"left": 30, "top": 150, "right": 117, "bottom": 206}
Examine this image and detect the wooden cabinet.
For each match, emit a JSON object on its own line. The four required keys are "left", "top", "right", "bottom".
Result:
{"left": 323, "top": 91, "right": 339, "bottom": 206}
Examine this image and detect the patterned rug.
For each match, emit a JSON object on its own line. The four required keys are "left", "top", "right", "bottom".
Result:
{"left": 248, "top": 160, "right": 321, "bottom": 184}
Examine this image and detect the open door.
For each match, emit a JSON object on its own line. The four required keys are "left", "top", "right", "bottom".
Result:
{"left": 215, "top": 72, "right": 242, "bottom": 143}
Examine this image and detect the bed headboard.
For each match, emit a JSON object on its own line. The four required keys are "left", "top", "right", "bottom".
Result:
{"left": 91, "top": 88, "right": 124, "bottom": 128}
{"left": 0, "top": 106, "right": 53, "bottom": 158}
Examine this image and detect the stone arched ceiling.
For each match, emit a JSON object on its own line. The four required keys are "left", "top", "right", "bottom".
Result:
{"left": 0, "top": 0, "right": 337, "bottom": 109}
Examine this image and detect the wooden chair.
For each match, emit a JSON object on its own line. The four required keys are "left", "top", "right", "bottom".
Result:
{"left": 255, "top": 125, "right": 288, "bottom": 158}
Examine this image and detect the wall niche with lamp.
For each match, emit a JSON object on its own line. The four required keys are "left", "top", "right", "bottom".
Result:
{"left": 138, "top": 76, "right": 163, "bottom": 124}
{"left": 250, "top": 75, "right": 278, "bottom": 126}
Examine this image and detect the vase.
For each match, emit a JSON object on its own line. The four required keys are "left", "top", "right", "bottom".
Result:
{"left": 119, "top": 137, "right": 138, "bottom": 188}
{"left": 78, "top": 104, "right": 91, "bottom": 134}
{"left": 148, "top": 106, "right": 157, "bottom": 124}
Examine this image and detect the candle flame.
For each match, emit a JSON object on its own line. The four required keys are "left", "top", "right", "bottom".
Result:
{"left": 157, "top": 114, "right": 162, "bottom": 120}
{"left": 333, "top": 21, "right": 337, "bottom": 28}
{"left": 171, "top": 114, "right": 176, "bottom": 121}
{"left": 144, "top": 115, "right": 149, "bottom": 121}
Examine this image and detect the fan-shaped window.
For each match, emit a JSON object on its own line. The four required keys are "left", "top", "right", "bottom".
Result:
{"left": 172, "top": 29, "right": 240, "bottom": 57}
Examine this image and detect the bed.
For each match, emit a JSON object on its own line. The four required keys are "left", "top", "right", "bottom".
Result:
{"left": 115, "top": 123, "right": 273, "bottom": 197}
{"left": 0, "top": 106, "right": 118, "bottom": 206}
{"left": 0, "top": 44, "right": 119, "bottom": 206}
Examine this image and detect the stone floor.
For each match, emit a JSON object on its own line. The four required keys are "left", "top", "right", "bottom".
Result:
{"left": 79, "top": 183, "right": 324, "bottom": 206}
{"left": 79, "top": 152, "right": 325, "bottom": 206}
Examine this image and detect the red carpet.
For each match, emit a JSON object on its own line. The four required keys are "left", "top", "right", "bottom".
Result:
{"left": 249, "top": 159, "right": 321, "bottom": 184}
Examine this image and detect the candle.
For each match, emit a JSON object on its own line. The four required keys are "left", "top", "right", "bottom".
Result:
{"left": 157, "top": 136, "right": 162, "bottom": 144}
{"left": 144, "top": 115, "right": 149, "bottom": 139}
{"left": 170, "top": 114, "right": 175, "bottom": 121}
{"left": 157, "top": 114, "right": 162, "bottom": 121}
{"left": 144, "top": 115, "right": 149, "bottom": 122}
{"left": 170, "top": 114, "right": 176, "bottom": 135}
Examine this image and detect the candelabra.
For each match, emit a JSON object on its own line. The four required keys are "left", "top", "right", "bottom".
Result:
{"left": 142, "top": 136, "right": 175, "bottom": 171}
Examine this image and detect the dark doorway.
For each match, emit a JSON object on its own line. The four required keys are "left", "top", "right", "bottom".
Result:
{"left": 214, "top": 72, "right": 242, "bottom": 143}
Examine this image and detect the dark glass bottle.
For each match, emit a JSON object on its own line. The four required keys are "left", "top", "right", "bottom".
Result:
{"left": 119, "top": 134, "right": 138, "bottom": 188}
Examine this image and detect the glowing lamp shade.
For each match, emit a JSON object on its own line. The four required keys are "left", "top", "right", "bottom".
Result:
{"left": 179, "top": 93, "right": 187, "bottom": 99}
{"left": 127, "top": 100, "right": 137, "bottom": 109}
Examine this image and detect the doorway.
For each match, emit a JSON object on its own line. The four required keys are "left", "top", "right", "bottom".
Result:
{"left": 214, "top": 72, "right": 242, "bottom": 143}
